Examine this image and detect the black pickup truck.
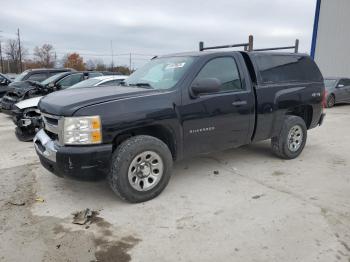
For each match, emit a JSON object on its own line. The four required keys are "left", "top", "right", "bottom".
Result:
{"left": 34, "top": 50, "right": 325, "bottom": 202}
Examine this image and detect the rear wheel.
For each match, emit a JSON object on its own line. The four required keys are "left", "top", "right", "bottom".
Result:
{"left": 271, "top": 115, "right": 307, "bottom": 159}
{"left": 326, "top": 94, "right": 335, "bottom": 108}
{"left": 108, "top": 135, "right": 173, "bottom": 203}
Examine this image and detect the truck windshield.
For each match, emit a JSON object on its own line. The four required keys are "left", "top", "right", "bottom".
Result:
{"left": 125, "top": 56, "right": 195, "bottom": 90}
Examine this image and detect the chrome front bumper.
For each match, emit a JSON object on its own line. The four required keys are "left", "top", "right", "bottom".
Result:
{"left": 33, "top": 129, "right": 57, "bottom": 162}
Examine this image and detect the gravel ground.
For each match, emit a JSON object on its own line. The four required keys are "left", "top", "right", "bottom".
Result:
{"left": 0, "top": 106, "right": 349, "bottom": 262}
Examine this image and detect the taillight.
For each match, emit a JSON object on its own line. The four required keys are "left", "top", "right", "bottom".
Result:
{"left": 322, "top": 90, "right": 327, "bottom": 108}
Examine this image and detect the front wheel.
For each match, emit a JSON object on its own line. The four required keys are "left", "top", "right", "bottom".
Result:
{"left": 271, "top": 115, "right": 307, "bottom": 159}
{"left": 108, "top": 135, "right": 173, "bottom": 203}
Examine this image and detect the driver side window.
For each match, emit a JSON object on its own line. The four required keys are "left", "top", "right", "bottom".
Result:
{"left": 194, "top": 57, "right": 243, "bottom": 92}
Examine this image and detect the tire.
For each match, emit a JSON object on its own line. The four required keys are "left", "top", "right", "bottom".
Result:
{"left": 108, "top": 135, "right": 173, "bottom": 203}
{"left": 271, "top": 115, "right": 307, "bottom": 159}
{"left": 326, "top": 94, "right": 335, "bottom": 108}
{"left": 15, "top": 127, "right": 35, "bottom": 142}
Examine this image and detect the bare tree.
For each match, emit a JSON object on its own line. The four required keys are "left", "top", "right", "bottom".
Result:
{"left": 5, "top": 39, "right": 27, "bottom": 73}
{"left": 33, "top": 44, "right": 55, "bottom": 68}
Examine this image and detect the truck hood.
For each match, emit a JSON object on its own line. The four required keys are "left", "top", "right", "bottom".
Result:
{"left": 38, "top": 86, "right": 157, "bottom": 116}
{"left": 15, "top": 96, "right": 43, "bottom": 110}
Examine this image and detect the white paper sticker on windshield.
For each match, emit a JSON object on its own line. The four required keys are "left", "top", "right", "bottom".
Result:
{"left": 165, "top": 62, "right": 186, "bottom": 69}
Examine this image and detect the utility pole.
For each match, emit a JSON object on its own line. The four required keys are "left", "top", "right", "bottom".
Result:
{"left": 17, "top": 28, "right": 23, "bottom": 72}
{"left": 0, "top": 40, "right": 3, "bottom": 73}
{"left": 110, "top": 40, "right": 114, "bottom": 71}
{"left": 129, "top": 53, "right": 132, "bottom": 73}
{"left": 0, "top": 30, "right": 3, "bottom": 73}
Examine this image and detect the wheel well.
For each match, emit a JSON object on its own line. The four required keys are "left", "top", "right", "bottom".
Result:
{"left": 112, "top": 125, "right": 177, "bottom": 160}
{"left": 286, "top": 105, "right": 313, "bottom": 129}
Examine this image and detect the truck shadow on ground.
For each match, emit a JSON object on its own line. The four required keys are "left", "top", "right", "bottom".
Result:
{"left": 42, "top": 141, "right": 275, "bottom": 205}
{"left": 176, "top": 140, "right": 276, "bottom": 170}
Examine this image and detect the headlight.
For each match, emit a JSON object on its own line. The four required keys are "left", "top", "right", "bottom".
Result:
{"left": 63, "top": 116, "right": 102, "bottom": 145}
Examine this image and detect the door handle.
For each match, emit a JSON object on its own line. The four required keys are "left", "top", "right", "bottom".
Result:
{"left": 232, "top": 101, "right": 247, "bottom": 106}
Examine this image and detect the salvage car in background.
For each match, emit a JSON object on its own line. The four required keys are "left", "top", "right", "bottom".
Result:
{"left": 324, "top": 77, "right": 350, "bottom": 107}
{"left": 69, "top": 75, "right": 127, "bottom": 89}
{"left": 13, "top": 68, "right": 74, "bottom": 83}
{"left": 1, "top": 71, "right": 103, "bottom": 114}
{"left": 13, "top": 75, "right": 127, "bottom": 141}
{"left": 0, "top": 73, "right": 12, "bottom": 98}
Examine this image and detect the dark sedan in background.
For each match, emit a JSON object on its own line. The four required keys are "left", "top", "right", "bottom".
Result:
{"left": 324, "top": 77, "right": 350, "bottom": 108}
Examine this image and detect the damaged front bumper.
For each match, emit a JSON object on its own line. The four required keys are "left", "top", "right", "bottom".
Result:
{"left": 13, "top": 114, "right": 42, "bottom": 128}
{"left": 12, "top": 107, "right": 42, "bottom": 141}
{"left": 34, "top": 129, "right": 113, "bottom": 180}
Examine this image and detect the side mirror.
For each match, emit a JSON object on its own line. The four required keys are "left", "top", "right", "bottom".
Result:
{"left": 191, "top": 78, "right": 221, "bottom": 97}
{"left": 337, "top": 84, "right": 345, "bottom": 88}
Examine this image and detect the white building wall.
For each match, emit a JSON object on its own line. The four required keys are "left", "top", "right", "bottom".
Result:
{"left": 315, "top": 0, "right": 350, "bottom": 77}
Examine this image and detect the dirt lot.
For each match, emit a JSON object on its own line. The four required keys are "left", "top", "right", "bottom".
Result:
{"left": 0, "top": 106, "right": 350, "bottom": 262}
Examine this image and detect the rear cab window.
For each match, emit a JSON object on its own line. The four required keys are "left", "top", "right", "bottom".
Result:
{"left": 252, "top": 54, "right": 323, "bottom": 85}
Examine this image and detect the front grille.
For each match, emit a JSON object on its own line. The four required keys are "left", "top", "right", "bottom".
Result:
{"left": 46, "top": 130, "right": 59, "bottom": 141}
{"left": 44, "top": 116, "right": 58, "bottom": 126}
{"left": 42, "top": 113, "right": 61, "bottom": 135}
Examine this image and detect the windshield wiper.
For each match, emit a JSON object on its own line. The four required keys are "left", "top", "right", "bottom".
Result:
{"left": 128, "top": 83, "right": 154, "bottom": 89}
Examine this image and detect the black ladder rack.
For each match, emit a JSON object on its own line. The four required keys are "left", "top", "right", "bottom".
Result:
{"left": 199, "top": 35, "right": 299, "bottom": 53}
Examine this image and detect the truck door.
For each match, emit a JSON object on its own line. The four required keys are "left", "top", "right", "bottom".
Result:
{"left": 180, "top": 54, "right": 255, "bottom": 157}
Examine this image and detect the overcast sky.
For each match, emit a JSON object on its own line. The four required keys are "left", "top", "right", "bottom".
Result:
{"left": 0, "top": 0, "right": 316, "bottom": 68}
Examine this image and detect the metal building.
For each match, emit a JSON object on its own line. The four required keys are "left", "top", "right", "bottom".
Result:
{"left": 311, "top": 0, "right": 350, "bottom": 77}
